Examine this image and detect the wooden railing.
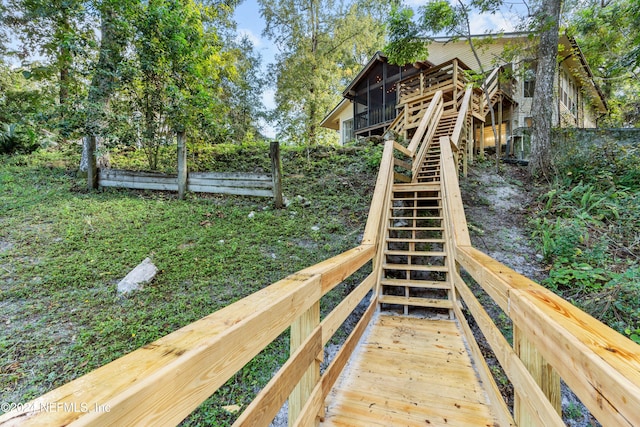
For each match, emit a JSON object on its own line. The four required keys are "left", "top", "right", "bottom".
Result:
{"left": 398, "top": 59, "right": 470, "bottom": 111}
{"left": 3, "top": 94, "right": 639, "bottom": 427}
{"left": 441, "top": 125, "right": 640, "bottom": 425}
{"left": 0, "top": 123, "right": 412, "bottom": 427}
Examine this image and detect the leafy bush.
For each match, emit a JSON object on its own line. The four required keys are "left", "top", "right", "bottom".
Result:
{"left": 0, "top": 123, "right": 39, "bottom": 154}
{"left": 533, "top": 138, "right": 640, "bottom": 339}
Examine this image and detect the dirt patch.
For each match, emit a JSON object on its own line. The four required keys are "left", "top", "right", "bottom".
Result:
{"left": 461, "top": 162, "right": 545, "bottom": 281}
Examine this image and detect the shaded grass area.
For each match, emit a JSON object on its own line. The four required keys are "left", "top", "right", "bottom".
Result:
{"left": 0, "top": 143, "right": 379, "bottom": 424}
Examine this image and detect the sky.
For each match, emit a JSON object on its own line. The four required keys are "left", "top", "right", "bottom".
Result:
{"left": 232, "top": 0, "right": 521, "bottom": 137}
{"left": 233, "top": 0, "right": 278, "bottom": 136}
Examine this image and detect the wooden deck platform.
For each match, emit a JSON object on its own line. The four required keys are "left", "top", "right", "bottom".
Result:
{"left": 322, "top": 314, "right": 500, "bottom": 427}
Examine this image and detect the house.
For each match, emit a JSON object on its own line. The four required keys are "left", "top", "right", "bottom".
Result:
{"left": 320, "top": 52, "right": 433, "bottom": 145}
{"left": 321, "top": 33, "right": 608, "bottom": 158}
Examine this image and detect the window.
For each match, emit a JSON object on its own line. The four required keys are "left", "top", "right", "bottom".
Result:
{"left": 559, "top": 69, "right": 578, "bottom": 118}
{"left": 523, "top": 61, "right": 537, "bottom": 98}
{"left": 343, "top": 119, "right": 354, "bottom": 143}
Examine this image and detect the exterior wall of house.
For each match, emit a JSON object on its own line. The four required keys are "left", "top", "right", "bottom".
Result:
{"left": 337, "top": 105, "right": 355, "bottom": 145}
{"left": 428, "top": 39, "right": 508, "bottom": 71}
{"left": 429, "top": 37, "right": 602, "bottom": 137}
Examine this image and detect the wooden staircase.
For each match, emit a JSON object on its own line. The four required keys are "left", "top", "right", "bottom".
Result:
{"left": 378, "top": 118, "right": 458, "bottom": 317}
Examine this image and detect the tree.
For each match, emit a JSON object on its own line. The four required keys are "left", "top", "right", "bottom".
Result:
{"left": 258, "top": 0, "right": 390, "bottom": 145}
{"left": 124, "top": 0, "right": 239, "bottom": 169}
{"left": 528, "top": 0, "right": 562, "bottom": 178}
{"left": 223, "top": 36, "right": 268, "bottom": 142}
{"left": 83, "top": 0, "right": 134, "bottom": 187}
{"left": 385, "top": 0, "right": 503, "bottom": 168}
{"left": 569, "top": 0, "right": 640, "bottom": 127}
{"left": 3, "top": 0, "right": 94, "bottom": 127}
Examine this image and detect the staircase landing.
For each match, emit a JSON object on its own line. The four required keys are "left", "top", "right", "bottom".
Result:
{"left": 321, "top": 314, "right": 500, "bottom": 426}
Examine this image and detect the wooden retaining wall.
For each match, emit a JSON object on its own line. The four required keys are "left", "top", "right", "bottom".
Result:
{"left": 99, "top": 170, "right": 279, "bottom": 199}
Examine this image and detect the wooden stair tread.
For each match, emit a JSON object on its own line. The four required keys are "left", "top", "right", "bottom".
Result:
{"left": 383, "top": 263, "right": 449, "bottom": 272}
{"left": 384, "top": 250, "right": 447, "bottom": 257}
{"left": 388, "top": 226, "right": 443, "bottom": 231}
{"left": 379, "top": 295, "right": 453, "bottom": 309}
{"left": 390, "top": 204, "right": 442, "bottom": 207}
{"left": 386, "top": 237, "right": 445, "bottom": 243}
{"left": 392, "top": 183, "right": 440, "bottom": 192}
{"left": 380, "top": 278, "right": 450, "bottom": 289}
{"left": 389, "top": 216, "right": 444, "bottom": 220}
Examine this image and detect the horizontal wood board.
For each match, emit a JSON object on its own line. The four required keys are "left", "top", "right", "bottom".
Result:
{"left": 98, "top": 169, "right": 274, "bottom": 197}
{"left": 322, "top": 315, "right": 498, "bottom": 427}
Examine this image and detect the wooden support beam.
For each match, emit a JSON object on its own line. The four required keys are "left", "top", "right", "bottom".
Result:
{"left": 288, "top": 302, "right": 321, "bottom": 427}
{"left": 480, "top": 123, "right": 485, "bottom": 159}
{"left": 497, "top": 96, "right": 503, "bottom": 158}
{"left": 514, "top": 326, "right": 561, "bottom": 426}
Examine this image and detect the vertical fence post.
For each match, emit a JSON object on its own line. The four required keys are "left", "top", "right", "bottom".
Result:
{"left": 270, "top": 140, "right": 284, "bottom": 208}
{"left": 479, "top": 123, "right": 485, "bottom": 159}
{"left": 177, "top": 131, "right": 187, "bottom": 200}
{"left": 87, "top": 135, "right": 98, "bottom": 190}
{"left": 513, "top": 325, "right": 561, "bottom": 426}
{"left": 288, "top": 302, "right": 320, "bottom": 426}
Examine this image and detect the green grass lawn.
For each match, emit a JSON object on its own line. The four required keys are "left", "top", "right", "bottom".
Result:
{"left": 0, "top": 143, "right": 378, "bottom": 424}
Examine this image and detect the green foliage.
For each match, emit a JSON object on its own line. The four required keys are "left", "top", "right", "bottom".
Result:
{"left": 384, "top": 4, "right": 429, "bottom": 65}
{"left": 420, "top": 0, "right": 457, "bottom": 33}
{"left": 0, "top": 123, "right": 39, "bottom": 154}
{"left": 0, "top": 144, "right": 378, "bottom": 420}
{"left": 568, "top": 0, "right": 640, "bottom": 127}
{"left": 532, "top": 140, "right": 640, "bottom": 339}
{"left": 259, "top": 0, "right": 389, "bottom": 145}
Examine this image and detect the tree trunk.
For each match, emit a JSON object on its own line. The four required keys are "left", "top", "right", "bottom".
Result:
{"left": 529, "top": 0, "right": 562, "bottom": 179}
{"left": 83, "top": 3, "right": 126, "bottom": 189}
{"left": 307, "top": 0, "right": 319, "bottom": 146}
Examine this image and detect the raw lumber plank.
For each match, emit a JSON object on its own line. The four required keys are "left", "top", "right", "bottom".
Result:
{"left": 378, "top": 295, "right": 453, "bottom": 309}
{"left": 382, "top": 263, "right": 448, "bottom": 272}
{"left": 0, "top": 273, "right": 322, "bottom": 426}
{"left": 322, "top": 315, "right": 498, "bottom": 427}
{"left": 379, "top": 278, "right": 450, "bottom": 289}
{"left": 234, "top": 327, "right": 322, "bottom": 427}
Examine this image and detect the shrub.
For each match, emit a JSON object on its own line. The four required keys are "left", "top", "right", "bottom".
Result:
{"left": 0, "top": 123, "right": 39, "bottom": 154}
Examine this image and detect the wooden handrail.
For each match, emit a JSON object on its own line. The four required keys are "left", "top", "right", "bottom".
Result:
{"left": 362, "top": 140, "right": 395, "bottom": 245}
{"left": 450, "top": 87, "right": 473, "bottom": 149}
{"left": 406, "top": 90, "right": 443, "bottom": 155}
{"left": 439, "top": 131, "right": 640, "bottom": 427}
{"left": 0, "top": 243, "right": 375, "bottom": 426}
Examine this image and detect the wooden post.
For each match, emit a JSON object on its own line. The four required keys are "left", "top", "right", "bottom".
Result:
{"left": 497, "top": 96, "right": 503, "bottom": 159}
{"left": 453, "top": 59, "right": 458, "bottom": 112}
{"left": 87, "top": 135, "right": 98, "bottom": 190}
{"left": 288, "top": 302, "right": 321, "bottom": 426}
{"left": 177, "top": 131, "right": 187, "bottom": 200}
{"left": 479, "top": 123, "right": 485, "bottom": 160}
{"left": 270, "top": 140, "right": 284, "bottom": 208}
{"left": 513, "top": 325, "right": 561, "bottom": 426}
{"left": 467, "top": 117, "right": 474, "bottom": 166}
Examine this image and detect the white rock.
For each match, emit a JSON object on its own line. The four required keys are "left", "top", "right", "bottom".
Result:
{"left": 117, "top": 258, "right": 157, "bottom": 294}
{"left": 311, "top": 225, "right": 320, "bottom": 231}
{"left": 248, "top": 211, "right": 255, "bottom": 219}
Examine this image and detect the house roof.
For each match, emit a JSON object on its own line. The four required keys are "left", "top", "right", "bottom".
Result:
{"left": 320, "top": 98, "right": 350, "bottom": 130}
{"left": 342, "top": 51, "right": 433, "bottom": 99}
{"left": 562, "top": 35, "right": 608, "bottom": 112}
